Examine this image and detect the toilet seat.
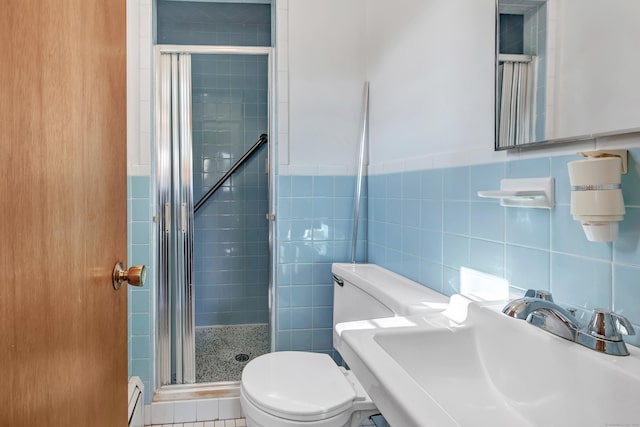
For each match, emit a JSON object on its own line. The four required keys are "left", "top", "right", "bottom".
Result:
{"left": 241, "top": 352, "right": 367, "bottom": 422}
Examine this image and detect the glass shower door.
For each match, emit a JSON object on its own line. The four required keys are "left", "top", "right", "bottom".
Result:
{"left": 191, "top": 53, "right": 270, "bottom": 383}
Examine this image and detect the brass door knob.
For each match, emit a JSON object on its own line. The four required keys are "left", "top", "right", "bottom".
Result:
{"left": 112, "top": 262, "right": 146, "bottom": 290}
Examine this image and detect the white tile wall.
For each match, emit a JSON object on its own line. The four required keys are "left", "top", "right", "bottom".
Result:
{"left": 174, "top": 400, "right": 198, "bottom": 423}
{"left": 276, "top": 0, "right": 290, "bottom": 166}
{"left": 127, "top": 0, "right": 153, "bottom": 177}
{"left": 147, "top": 397, "right": 240, "bottom": 425}
{"left": 218, "top": 398, "right": 243, "bottom": 420}
{"left": 150, "top": 401, "right": 174, "bottom": 425}
{"left": 196, "top": 399, "right": 219, "bottom": 422}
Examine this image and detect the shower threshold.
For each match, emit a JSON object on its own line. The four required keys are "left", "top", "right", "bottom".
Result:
{"left": 153, "top": 381, "right": 240, "bottom": 402}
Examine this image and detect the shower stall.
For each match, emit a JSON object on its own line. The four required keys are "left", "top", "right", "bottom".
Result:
{"left": 154, "top": 44, "right": 275, "bottom": 387}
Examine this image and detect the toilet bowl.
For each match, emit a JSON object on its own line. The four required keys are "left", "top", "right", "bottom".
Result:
{"left": 240, "top": 263, "right": 448, "bottom": 427}
{"left": 240, "top": 352, "right": 377, "bottom": 427}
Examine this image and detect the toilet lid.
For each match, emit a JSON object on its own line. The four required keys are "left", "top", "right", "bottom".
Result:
{"left": 241, "top": 352, "right": 356, "bottom": 422}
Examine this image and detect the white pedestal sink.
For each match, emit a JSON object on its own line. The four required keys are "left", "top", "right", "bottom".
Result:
{"left": 336, "top": 295, "right": 640, "bottom": 427}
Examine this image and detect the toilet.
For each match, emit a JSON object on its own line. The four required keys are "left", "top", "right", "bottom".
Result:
{"left": 240, "top": 263, "right": 448, "bottom": 427}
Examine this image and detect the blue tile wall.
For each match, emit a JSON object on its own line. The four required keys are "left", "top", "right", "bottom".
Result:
{"left": 192, "top": 54, "right": 270, "bottom": 327}
{"left": 156, "top": 1, "right": 271, "bottom": 47}
{"left": 275, "top": 175, "right": 367, "bottom": 360}
{"left": 369, "top": 148, "right": 640, "bottom": 347}
{"left": 128, "top": 175, "right": 154, "bottom": 403}
{"left": 499, "top": 14, "right": 524, "bottom": 55}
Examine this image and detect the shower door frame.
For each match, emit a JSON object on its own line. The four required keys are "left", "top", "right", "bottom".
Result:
{"left": 153, "top": 44, "right": 276, "bottom": 392}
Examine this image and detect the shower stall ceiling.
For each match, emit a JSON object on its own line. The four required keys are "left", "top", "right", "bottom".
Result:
{"left": 156, "top": 0, "right": 272, "bottom": 384}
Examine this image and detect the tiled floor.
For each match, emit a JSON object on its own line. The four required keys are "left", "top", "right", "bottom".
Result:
{"left": 146, "top": 419, "right": 245, "bottom": 427}
{"left": 149, "top": 415, "right": 387, "bottom": 427}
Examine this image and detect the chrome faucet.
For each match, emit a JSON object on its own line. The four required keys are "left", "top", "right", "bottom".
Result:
{"left": 577, "top": 309, "right": 635, "bottom": 356}
{"left": 502, "top": 289, "right": 580, "bottom": 341}
{"left": 503, "top": 290, "right": 635, "bottom": 356}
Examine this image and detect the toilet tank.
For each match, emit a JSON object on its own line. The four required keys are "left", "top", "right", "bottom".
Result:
{"left": 331, "top": 263, "right": 448, "bottom": 328}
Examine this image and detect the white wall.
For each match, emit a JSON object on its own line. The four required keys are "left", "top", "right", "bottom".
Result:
{"left": 284, "top": 0, "right": 367, "bottom": 175}
{"left": 365, "top": 0, "right": 500, "bottom": 172}
{"left": 283, "top": 0, "right": 640, "bottom": 173}
{"left": 127, "top": 0, "right": 153, "bottom": 176}
{"left": 553, "top": 0, "right": 640, "bottom": 139}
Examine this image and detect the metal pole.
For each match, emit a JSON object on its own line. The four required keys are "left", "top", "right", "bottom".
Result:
{"left": 351, "top": 82, "right": 369, "bottom": 264}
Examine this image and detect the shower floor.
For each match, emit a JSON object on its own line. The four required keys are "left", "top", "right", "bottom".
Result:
{"left": 195, "top": 323, "right": 270, "bottom": 383}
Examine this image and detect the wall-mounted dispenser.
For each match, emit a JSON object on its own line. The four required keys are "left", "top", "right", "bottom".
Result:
{"left": 567, "top": 150, "right": 628, "bottom": 242}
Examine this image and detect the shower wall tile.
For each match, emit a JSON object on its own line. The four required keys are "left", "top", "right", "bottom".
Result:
{"left": 156, "top": 2, "right": 271, "bottom": 47}
{"left": 366, "top": 149, "right": 640, "bottom": 349}
{"left": 192, "top": 54, "right": 270, "bottom": 328}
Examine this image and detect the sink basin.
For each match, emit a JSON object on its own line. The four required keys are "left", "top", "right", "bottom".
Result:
{"left": 338, "top": 295, "right": 640, "bottom": 427}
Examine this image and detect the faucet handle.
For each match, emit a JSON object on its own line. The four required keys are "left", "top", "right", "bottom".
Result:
{"left": 586, "top": 309, "right": 636, "bottom": 341}
{"left": 524, "top": 289, "right": 554, "bottom": 302}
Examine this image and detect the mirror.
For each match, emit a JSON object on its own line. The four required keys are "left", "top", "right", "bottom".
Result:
{"left": 495, "top": 0, "right": 640, "bottom": 150}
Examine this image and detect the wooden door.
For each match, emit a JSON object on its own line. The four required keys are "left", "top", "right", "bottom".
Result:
{"left": 0, "top": 1, "right": 128, "bottom": 426}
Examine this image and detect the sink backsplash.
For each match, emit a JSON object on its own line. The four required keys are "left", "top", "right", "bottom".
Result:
{"left": 368, "top": 149, "right": 640, "bottom": 347}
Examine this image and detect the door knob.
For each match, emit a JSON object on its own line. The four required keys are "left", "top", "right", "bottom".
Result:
{"left": 112, "top": 262, "right": 146, "bottom": 290}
